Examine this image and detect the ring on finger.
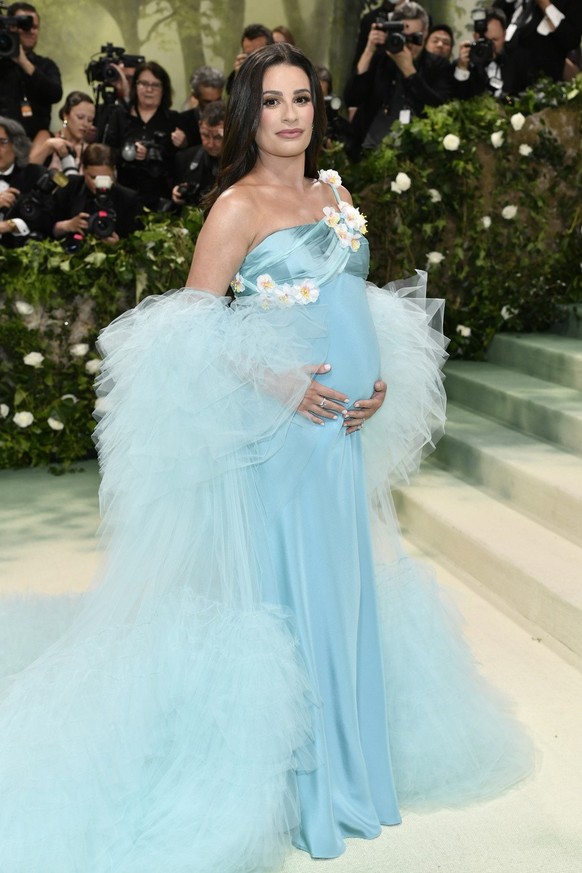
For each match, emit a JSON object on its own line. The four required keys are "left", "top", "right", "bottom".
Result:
{"left": 319, "top": 398, "right": 326, "bottom": 408}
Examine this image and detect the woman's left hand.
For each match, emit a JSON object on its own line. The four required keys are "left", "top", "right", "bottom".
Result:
{"left": 344, "top": 380, "right": 387, "bottom": 435}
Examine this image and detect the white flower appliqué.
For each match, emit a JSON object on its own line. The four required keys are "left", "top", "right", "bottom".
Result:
{"left": 254, "top": 274, "right": 320, "bottom": 309}
{"left": 230, "top": 272, "right": 245, "bottom": 295}
{"left": 319, "top": 168, "right": 367, "bottom": 251}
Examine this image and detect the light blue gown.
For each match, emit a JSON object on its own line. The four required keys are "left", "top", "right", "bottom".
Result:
{"left": 0, "top": 182, "right": 534, "bottom": 872}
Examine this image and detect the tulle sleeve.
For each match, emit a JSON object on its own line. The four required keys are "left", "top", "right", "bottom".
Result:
{"left": 362, "top": 270, "right": 448, "bottom": 492}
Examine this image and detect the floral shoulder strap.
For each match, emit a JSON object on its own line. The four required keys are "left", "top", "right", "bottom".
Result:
{"left": 317, "top": 169, "right": 368, "bottom": 252}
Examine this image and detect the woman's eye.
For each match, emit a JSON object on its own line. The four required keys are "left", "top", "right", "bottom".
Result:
{"left": 295, "top": 96, "right": 311, "bottom": 104}
{"left": 263, "top": 98, "right": 278, "bottom": 107}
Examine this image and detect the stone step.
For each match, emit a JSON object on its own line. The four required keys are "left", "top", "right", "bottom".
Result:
{"left": 445, "top": 361, "right": 582, "bottom": 457}
{"left": 487, "top": 333, "right": 582, "bottom": 391}
{"left": 393, "top": 467, "right": 582, "bottom": 661}
{"left": 433, "top": 404, "right": 582, "bottom": 547}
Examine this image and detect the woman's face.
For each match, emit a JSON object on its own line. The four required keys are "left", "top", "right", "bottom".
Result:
{"left": 135, "top": 71, "right": 164, "bottom": 111}
{"left": 255, "top": 64, "right": 314, "bottom": 161}
{"left": 64, "top": 101, "right": 95, "bottom": 142}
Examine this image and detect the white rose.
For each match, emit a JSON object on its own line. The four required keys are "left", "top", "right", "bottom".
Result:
{"left": 70, "top": 343, "right": 90, "bottom": 357}
{"left": 15, "top": 301, "right": 34, "bottom": 316}
{"left": 85, "top": 358, "right": 102, "bottom": 375}
{"left": 0, "top": 403, "right": 9, "bottom": 418}
{"left": 456, "top": 324, "right": 471, "bottom": 338}
{"left": 428, "top": 188, "right": 442, "bottom": 203}
{"left": 501, "top": 305, "right": 517, "bottom": 321}
{"left": 502, "top": 205, "right": 518, "bottom": 220}
{"left": 23, "top": 351, "right": 44, "bottom": 368}
{"left": 510, "top": 112, "right": 526, "bottom": 131}
{"left": 390, "top": 181, "right": 403, "bottom": 194}
{"left": 481, "top": 216, "right": 492, "bottom": 229}
{"left": 47, "top": 417, "right": 64, "bottom": 431}
{"left": 490, "top": 130, "right": 504, "bottom": 148}
{"left": 394, "top": 172, "right": 411, "bottom": 192}
{"left": 426, "top": 251, "right": 445, "bottom": 266}
{"left": 442, "top": 134, "right": 460, "bottom": 151}
{"left": 518, "top": 143, "right": 532, "bottom": 156}
{"left": 13, "top": 411, "right": 34, "bottom": 428}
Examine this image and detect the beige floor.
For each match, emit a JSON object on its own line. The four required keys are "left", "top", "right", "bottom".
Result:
{"left": 1, "top": 463, "right": 581, "bottom": 873}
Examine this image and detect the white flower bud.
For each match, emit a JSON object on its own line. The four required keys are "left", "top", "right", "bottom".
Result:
{"left": 15, "top": 301, "right": 34, "bottom": 316}
{"left": 426, "top": 251, "right": 445, "bottom": 266}
{"left": 510, "top": 112, "right": 526, "bottom": 131}
{"left": 85, "top": 358, "right": 102, "bottom": 375}
{"left": 481, "top": 216, "right": 492, "bottom": 229}
{"left": 0, "top": 403, "right": 9, "bottom": 418}
{"left": 502, "top": 205, "right": 518, "bottom": 220}
{"left": 428, "top": 189, "right": 442, "bottom": 203}
{"left": 70, "top": 343, "right": 90, "bottom": 357}
{"left": 23, "top": 351, "right": 44, "bottom": 368}
{"left": 442, "top": 134, "right": 460, "bottom": 151}
{"left": 47, "top": 417, "right": 64, "bottom": 431}
{"left": 490, "top": 130, "right": 504, "bottom": 148}
{"left": 518, "top": 144, "right": 532, "bottom": 156}
{"left": 13, "top": 411, "right": 34, "bottom": 428}
{"left": 394, "top": 172, "right": 411, "bottom": 192}
{"left": 456, "top": 324, "right": 472, "bottom": 338}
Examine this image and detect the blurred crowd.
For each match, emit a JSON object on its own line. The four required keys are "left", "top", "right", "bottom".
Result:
{"left": 0, "top": 1, "right": 580, "bottom": 248}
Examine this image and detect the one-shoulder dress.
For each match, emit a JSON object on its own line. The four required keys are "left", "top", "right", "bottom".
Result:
{"left": 0, "top": 175, "right": 534, "bottom": 873}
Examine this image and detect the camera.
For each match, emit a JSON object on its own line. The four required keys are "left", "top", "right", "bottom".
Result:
{"left": 0, "top": 2, "right": 33, "bottom": 59}
{"left": 6, "top": 169, "right": 68, "bottom": 239}
{"left": 469, "top": 9, "right": 494, "bottom": 68}
{"left": 63, "top": 175, "right": 117, "bottom": 253}
{"left": 176, "top": 180, "right": 202, "bottom": 206}
{"left": 323, "top": 94, "right": 350, "bottom": 146}
{"left": 122, "top": 130, "right": 168, "bottom": 177}
{"left": 85, "top": 43, "right": 145, "bottom": 86}
{"left": 375, "top": 20, "right": 424, "bottom": 54}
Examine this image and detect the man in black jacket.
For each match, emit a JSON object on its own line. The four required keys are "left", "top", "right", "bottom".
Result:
{"left": 344, "top": 2, "right": 451, "bottom": 160}
{"left": 500, "top": 0, "right": 582, "bottom": 82}
{"left": 453, "top": 8, "right": 535, "bottom": 99}
{"left": 52, "top": 143, "right": 142, "bottom": 243}
{"left": 0, "top": 3, "right": 62, "bottom": 141}
{"left": 171, "top": 101, "right": 225, "bottom": 210}
{"left": 0, "top": 114, "right": 52, "bottom": 246}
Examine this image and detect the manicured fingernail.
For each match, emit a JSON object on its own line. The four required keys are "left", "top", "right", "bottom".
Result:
{"left": 323, "top": 364, "right": 331, "bottom": 371}
{"left": 353, "top": 402, "right": 360, "bottom": 408}
{"left": 332, "top": 414, "right": 337, "bottom": 420}
{"left": 342, "top": 409, "right": 348, "bottom": 417}
{"left": 344, "top": 398, "right": 350, "bottom": 403}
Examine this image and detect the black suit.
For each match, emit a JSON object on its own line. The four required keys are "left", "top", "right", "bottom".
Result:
{"left": 1, "top": 163, "right": 52, "bottom": 245}
{"left": 452, "top": 43, "right": 536, "bottom": 99}
{"left": 505, "top": 0, "right": 582, "bottom": 81}
{"left": 51, "top": 176, "right": 142, "bottom": 239}
{"left": 344, "top": 49, "right": 452, "bottom": 158}
{"left": 0, "top": 52, "right": 62, "bottom": 139}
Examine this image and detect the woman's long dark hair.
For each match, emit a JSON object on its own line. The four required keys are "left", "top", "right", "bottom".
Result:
{"left": 205, "top": 44, "right": 327, "bottom": 211}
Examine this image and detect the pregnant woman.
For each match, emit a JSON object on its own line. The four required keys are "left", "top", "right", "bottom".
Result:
{"left": 0, "top": 43, "right": 533, "bottom": 872}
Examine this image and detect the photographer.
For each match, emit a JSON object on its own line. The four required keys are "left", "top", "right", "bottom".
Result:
{"left": 101, "top": 61, "right": 181, "bottom": 210}
{"left": 315, "top": 65, "right": 351, "bottom": 148}
{"left": 88, "top": 45, "right": 145, "bottom": 142}
{"left": 52, "top": 142, "right": 141, "bottom": 245}
{"left": 225, "top": 23, "right": 273, "bottom": 95}
{"left": 29, "top": 90, "right": 95, "bottom": 172}
{"left": 171, "top": 100, "right": 224, "bottom": 210}
{"left": 453, "top": 8, "right": 535, "bottom": 100}
{"left": 344, "top": 2, "right": 451, "bottom": 160}
{"left": 0, "top": 114, "right": 52, "bottom": 246}
{"left": 0, "top": 2, "right": 62, "bottom": 141}
{"left": 176, "top": 65, "right": 225, "bottom": 149}
{"left": 501, "top": 0, "right": 582, "bottom": 82}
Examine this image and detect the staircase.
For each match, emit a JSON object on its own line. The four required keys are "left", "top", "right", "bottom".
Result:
{"left": 394, "top": 306, "right": 582, "bottom": 664}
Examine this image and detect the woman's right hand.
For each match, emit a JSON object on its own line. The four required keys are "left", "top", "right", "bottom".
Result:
{"left": 45, "top": 136, "right": 71, "bottom": 158}
{"left": 297, "top": 364, "right": 350, "bottom": 425}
